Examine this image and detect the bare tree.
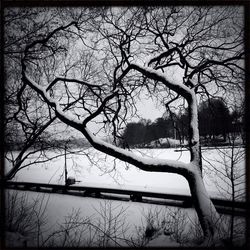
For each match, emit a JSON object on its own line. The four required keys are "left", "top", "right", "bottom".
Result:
{"left": 203, "top": 135, "right": 245, "bottom": 244}
{"left": 5, "top": 190, "right": 49, "bottom": 247}
{"left": 4, "top": 8, "right": 63, "bottom": 180}
{"left": 3, "top": 8, "right": 102, "bottom": 180}
{"left": 5, "top": 6, "right": 244, "bottom": 245}
{"left": 6, "top": 191, "right": 130, "bottom": 247}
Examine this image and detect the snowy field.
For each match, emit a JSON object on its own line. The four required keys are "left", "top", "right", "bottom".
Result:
{"left": 6, "top": 189, "right": 201, "bottom": 247}
{"left": 5, "top": 147, "right": 246, "bottom": 247}
{"left": 5, "top": 147, "right": 246, "bottom": 200}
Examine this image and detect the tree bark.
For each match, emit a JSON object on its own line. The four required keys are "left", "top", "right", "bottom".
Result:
{"left": 186, "top": 166, "right": 224, "bottom": 244}
{"left": 186, "top": 91, "right": 225, "bottom": 244}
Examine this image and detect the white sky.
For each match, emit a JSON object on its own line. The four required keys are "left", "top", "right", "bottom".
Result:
{"left": 135, "top": 98, "right": 164, "bottom": 122}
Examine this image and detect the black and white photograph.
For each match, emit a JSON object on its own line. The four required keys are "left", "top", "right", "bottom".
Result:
{"left": 1, "top": 2, "right": 248, "bottom": 248}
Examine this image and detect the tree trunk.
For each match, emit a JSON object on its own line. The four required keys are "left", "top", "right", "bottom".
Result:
{"left": 186, "top": 93, "right": 226, "bottom": 244}
{"left": 186, "top": 165, "right": 225, "bottom": 245}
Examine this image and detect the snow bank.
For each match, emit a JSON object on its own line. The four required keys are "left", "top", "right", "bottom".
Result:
{"left": 146, "top": 137, "right": 188, "bottom": 148}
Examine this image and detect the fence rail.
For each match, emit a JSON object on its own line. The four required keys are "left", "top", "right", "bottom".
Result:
{"left": 5, "top": 181, "right": 248, "bottom": 216}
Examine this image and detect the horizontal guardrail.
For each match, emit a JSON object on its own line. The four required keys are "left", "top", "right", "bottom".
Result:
{"left": 4, "top": 181, "right": 248, "bottom": 216}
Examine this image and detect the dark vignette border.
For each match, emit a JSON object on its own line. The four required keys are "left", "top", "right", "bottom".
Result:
{"left": 0, "top": 1, "right": 249, "bottom": 250}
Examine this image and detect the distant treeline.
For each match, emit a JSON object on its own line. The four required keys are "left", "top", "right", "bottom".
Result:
{"left": 6, "top": 98, "right": 244, "bottom": 151}
{"left": 122, "top": 98, "right": 245, "bottom": 148}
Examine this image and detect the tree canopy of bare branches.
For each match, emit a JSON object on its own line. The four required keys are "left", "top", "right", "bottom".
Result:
{"left": 4, "top": 6, "right": 244, "bottom": 246}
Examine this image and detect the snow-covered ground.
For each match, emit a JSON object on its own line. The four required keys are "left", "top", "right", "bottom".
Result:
{"left": 5, "top": 147, "right": 246, "bottom": 200}
{"left": 5, "top": 188, "right": 246, "bottom": 248}
{"left": 5, "top": 147, "right": 246, "bottom": 247}
{"left": 4, "top": 188, "right": 205, "bottom": 247}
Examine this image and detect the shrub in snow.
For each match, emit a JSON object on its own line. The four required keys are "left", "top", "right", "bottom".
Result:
{"left": 6, "top": 193, "right": 131, "bottom": 248}
{"left": 131, "top": 206, "right": 190, "bottom": 247}
{"left": 6, "top": 191, "right": 47, "bottom": 247}
{"left": 5, "top": 232, "right": 29, "bottom": 247}
{"left": 145, "top": 224, "right": 157, "bottom": 239}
